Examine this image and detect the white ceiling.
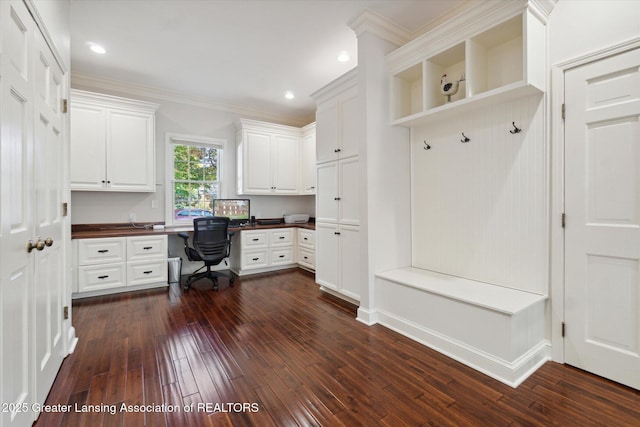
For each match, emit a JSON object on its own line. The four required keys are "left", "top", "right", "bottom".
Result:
{"left": 70, "top": 0, "right": 467, "bottom": 124}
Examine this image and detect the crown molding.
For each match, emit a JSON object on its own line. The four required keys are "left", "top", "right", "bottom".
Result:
{"left": 70, "top": 72, "right": 312, "bottom": 127}
{"left": 348, "top": 9, "right": 412, "bottom": 48}
{"left": 310, "top": 67, "right": 358, "bottom": 104}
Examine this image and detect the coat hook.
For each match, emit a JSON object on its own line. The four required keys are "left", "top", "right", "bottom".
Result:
{"left": 423, "top": 140, "right": 431, "bottom": 150}
{"left": 460, "top": 132, "right": 470, "bottom": 143}
{"left": 509, "top": 122, "right": 522, "bottom": 134}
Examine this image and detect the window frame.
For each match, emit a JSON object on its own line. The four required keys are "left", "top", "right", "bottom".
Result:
{"left": 165, "top": 133, "right": 226, "bottom": 226}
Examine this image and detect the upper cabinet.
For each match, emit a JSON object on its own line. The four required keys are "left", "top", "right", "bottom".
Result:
{"left": 70, "top": 89, "right": 158, "bottom": 192}
{"left": 236, "top": 119, "right": 316, "bottom": 196}
{"left": 388, "top": 2, "right": 550, "bottom": 127}
{"left": 300, "top": 123, "right": 317, "bottom": 194}
{"left": 314, "top": 70, "right": 359, "bottom": 163}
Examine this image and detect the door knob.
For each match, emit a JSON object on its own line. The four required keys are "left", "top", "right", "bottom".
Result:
{"left": 27, "top": 238, "right": 45, "bottom": 253}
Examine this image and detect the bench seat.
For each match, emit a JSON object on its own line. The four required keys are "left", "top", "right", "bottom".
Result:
{"left": 373, "top": 267, "right": 550, "bottom": 387}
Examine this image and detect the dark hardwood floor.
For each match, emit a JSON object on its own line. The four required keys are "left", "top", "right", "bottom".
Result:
{"left": 36, "top": 268, "right": 640, "bottom": 426}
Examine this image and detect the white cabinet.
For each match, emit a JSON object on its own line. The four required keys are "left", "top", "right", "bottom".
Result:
{"left": 315, "top": 82, "right": 359, "bottom": 163}
{"left": 316, "top": 157, "right": 359, "bottom": 225}
{"left": 297, "top": 228, "right": 315, "bottom": 271}
{"left": 312, "top": 69, "right": 361, "bottom": 302}
{"left": 300, "top": 122, "right": 317, "bottom": 194}
{"left": 230, "top": 227, "right": 298, "bottom": 275}
{"left": 74, "top": 235, "right": 168, "bottom": 296}
{"left": 388, "top": 7, "right": 547, "bottom": 127}
{"left": 315, "top": 223, "right": 360, "bottom": 300}
{"left": 70, "top": 89, "right": 158, "bottom": 192}
{"left": 236, "top": 119, "right": 300, "bottom": 195}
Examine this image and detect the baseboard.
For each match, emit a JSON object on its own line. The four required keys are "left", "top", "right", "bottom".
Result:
{"left": 376, "top": 309, "right": 551, "bottom": 387}
{"left": 67, "top": 326, "right": 78, "bottom": 354}
{"left": 356, "top": 307, "right": 378, "bottom": 325}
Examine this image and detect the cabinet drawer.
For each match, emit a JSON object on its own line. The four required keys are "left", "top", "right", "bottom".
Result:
{"left": 78, "top": 238, "right": 126, "bottom": 265}
{"left": 127, "top": 235, "right": 168, "bottom": 261}
{"left": 78, "top": 263, "right": 126, "bottom": 292}
{"left": 298, "top": 229, "right": 315, "bottom": 248}
{"left": 241, "top": 231, "right": 268, "bottom": 248}
{"left": 127, "top": 260, "right": 168, "bottom": 286}
{"left": 298, "top": 247, "right": 315, "bottom": 269}
{"left": 242, "top": 250, "right": 269, "bottom": 269}
{"left": 270, "top": 228, "right": 294, "bottom": 247}
{"left": 270, "top": 247, "right": 294, "bottom": 265}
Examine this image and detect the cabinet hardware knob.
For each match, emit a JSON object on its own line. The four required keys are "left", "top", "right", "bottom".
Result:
{"left": 143, "top": 246, "right": 153, "bottom": 250}
{"left": 44, "top": 237, "right": 54, "bottom": 247}
{"left": 252, "top": 238, "right": 259, "bottom": 241}
{"left": 334, "top": 148, "right": 341, "bottom": 153}
{"left": 334, "top": 232, "right": 341, "bottom": 235}
{"left": 34, "top": 238, "right": 46, "bottom": 251}
{"left": 304, "top": 256, "right": 308, "bottom": 259}
{"left": 252, "top": 257, "right": 259, "bottom": 261}
{"left": 27, "top": 240, "right": 36, "bottom": 253}
{"left": 303, "top": 237, "right": 308, "bottom": 240}
{"left": 98, "top": 275, "right": 109, "bottom": 279}
{"left": 97, "top": 249, "right": 109, "bottom": 253}
{"left": 279, "top": 255, "right": 285, "bottom": 258}
{"left": 143, "top": 271, "right": 153, "bottom": 274}
{"left": 334, "top": 197, "right": 341, "bottom": 201}
{"left": 279, "top": 236, "right": 285, "bottom": 239}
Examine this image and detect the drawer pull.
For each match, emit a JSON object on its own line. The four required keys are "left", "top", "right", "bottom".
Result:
{"left": 279, "top": 255, "right": 285, "bottom": 258}
{"left": 98, "top": 275, "right": 109, "bottom": 279}
{"left": 334, "top": 232, "right": 341, "bottom": 235}
{"left": 143, "top": 270, "right": 153, "bottom": 275}
{"left": 334, "top": 197, "right": 341, "bottom": 201}
{"left": 279, "top": 236, "right": 285, "bottom": 240}
{"left": 304, "top": 256, "right": 308, "bottom": 260}
{"left": 97, "top": 249, "right": 109, "bottom": 253}
{"left": 252, "top": 238, "right": 259, "bottom": 241}
{"left": 303, "top": 237, "right": 308, "bottom": 240}
{"left": 143, "top": 246, "right": 153, "bottom": 250}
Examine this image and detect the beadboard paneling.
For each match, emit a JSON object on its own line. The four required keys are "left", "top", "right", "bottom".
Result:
{"left": 411, "top": 94, "right": 547, "bottom": 295}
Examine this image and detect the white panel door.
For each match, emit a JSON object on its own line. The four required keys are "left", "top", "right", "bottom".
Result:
{"left": 316, "top": 161, "right": 338, "bottom": 223}
{"left": 272, "top": 134, "right": 299, "bottom": 194}
{"left": 315, "top": 222, "right": 339, "bottom": 290}
{"left": 565, "top": 47, "right": 640, "bottom": 390}
{"left": 338, "top": 225, "right": 360, "bottom": 300}
{"left": 338, "top": 87, "right": 359, "bottom": 159}
{"left": 243, "top": 130, "right": 272, "bottom": 194}
{"left": 300, "top": 131, "right": 316, "bottom": 194}
{"left": 338, "top": 157, "right": 359, "bottom": 226}
{"left": 32, "top": 28, "right": 66, "bottom": 406}
{"left": 315, "top": 101, "right": 338, "bottom": 163}
{"left": 69, "top": 104, "right": 105, "bottom": 189}
{"left": 0, "top": 2, "right": 35, "bottom": 425}
{"left": 107, "top": 109, "right": 154, "bottom": 191}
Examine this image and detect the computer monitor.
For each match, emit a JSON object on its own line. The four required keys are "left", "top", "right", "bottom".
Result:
{"left": 212, "top": 199, "right": 250, "bottom": 225}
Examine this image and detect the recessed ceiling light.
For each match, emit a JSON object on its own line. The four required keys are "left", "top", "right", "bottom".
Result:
{"left": 284, "top": 91, "right": 295, "bottom": 100}
{"left": 87, "top": 42, "right": 106, "bottom": 54}
{"left": 337, "top": 51, "right": 350, "bottom": 62}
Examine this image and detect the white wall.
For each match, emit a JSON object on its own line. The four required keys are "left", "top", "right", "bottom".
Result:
{"left": 69, "top": 84, "right": 315, "bottom": 224}
{"left": 549, "top": 0, "right": 640, "bottom": 65}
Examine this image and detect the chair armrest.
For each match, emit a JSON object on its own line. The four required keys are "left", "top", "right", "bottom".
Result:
{"left": 228, "top": 231, "right": 235, "bottom": 237}
{"left": 178, "top": 232, "right": 190, "bottom": 242}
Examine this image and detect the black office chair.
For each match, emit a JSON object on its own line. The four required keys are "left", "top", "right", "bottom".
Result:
{"left": 178, "top": 217, "right": 235, "bottom": 291}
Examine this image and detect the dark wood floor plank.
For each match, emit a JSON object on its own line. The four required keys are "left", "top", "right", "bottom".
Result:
{"left": 35, "top": 270, "right": 640, "bottom": 427}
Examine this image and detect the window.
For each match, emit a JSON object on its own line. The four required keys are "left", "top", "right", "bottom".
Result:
{"left": 166, "top": 133, "right": 225, "bottom": 225}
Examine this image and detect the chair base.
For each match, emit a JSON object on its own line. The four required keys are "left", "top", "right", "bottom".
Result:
{"left": 184, "top": 266, "right": 234, "bottom": 291}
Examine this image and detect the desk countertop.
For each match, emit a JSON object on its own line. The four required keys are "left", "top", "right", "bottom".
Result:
{"left": 71, "top": 221, "right": 316, "bottom": 239}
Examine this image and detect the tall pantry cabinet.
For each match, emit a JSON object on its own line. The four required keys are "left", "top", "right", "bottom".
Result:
{"left": 312, "top": 69, "right": 361, "bottom": 302}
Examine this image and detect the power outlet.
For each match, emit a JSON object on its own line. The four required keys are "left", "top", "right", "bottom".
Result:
{"left": 129, "top": 212, "right": 136, "bottom": 222}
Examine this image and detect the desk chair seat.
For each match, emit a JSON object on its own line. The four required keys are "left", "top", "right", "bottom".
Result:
{"left": 178, "top": 217, "right": 235, "bottom": 291}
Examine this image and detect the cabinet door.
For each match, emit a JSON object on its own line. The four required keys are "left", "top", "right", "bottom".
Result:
{"left": 339, "top": 157, "right": 360, "bottom": 225}
{"left": 338, "top": 225, "right": 360, "bottom": 300}
{"left": 70, "top": 104, "right": 107, "bottom": 190}
{"left": 272, "top": 134, "right": 299, "bottom": 194}
{"left": 315, "top": 222, "right": 339, "bottom": 290}
{"left": 107, "top": 109, "right": 155, "bottom": 191}
{"left": 339, "top": 87, "right": 359, "bottom": 159}
{"left": 316, "top": 161, "right": 338, "bottom": 223}
{"left": 315, "top": 101, "right": 339, "bottom": 163}
{"left": 300, "top": 132, "right": 316, "bottom": 194}
{"left": 242, "top": 130, "right": 272, "bottom": 194}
